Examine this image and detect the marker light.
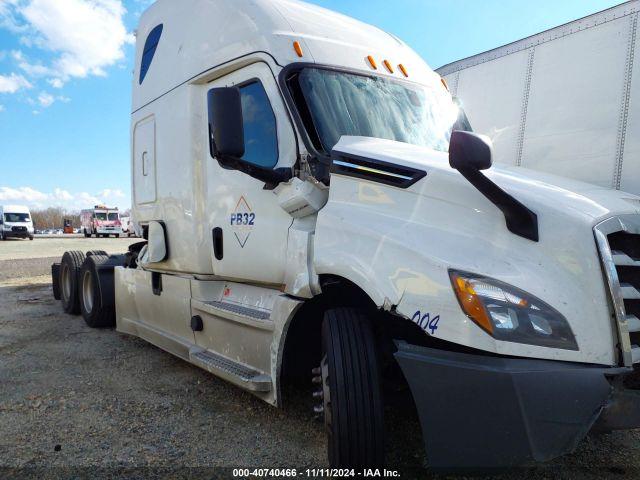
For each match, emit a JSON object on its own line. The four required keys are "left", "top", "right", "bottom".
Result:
{"left": 398, "top": 63, "right": 408, "bottom": 77}
{"left": 441, "top": 77, "right": 449, "bottom": 91}
{"left": 383, "top": 60, "right": 394, "bottom": 73}
{"left": 449, "top": 270, "right": 578, "bottom": 350}
{"left": 367, "top": 55, "right": 378, "bottom": 70}
{"left": 293, "top": 41, "right": 304, "bottom": 58}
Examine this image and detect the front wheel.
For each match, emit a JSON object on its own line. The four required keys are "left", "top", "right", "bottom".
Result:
{"left": 316, "top": 308, "right": 385, "bottom": 469}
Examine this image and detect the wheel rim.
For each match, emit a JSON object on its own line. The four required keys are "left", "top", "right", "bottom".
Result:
{"left": 82, "top": 269, "right": 94, "bottom": 313}
{"left": 61, "top": 264, "right": 72, "bottom": 302}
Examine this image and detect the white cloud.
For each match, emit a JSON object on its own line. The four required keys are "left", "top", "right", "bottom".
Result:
{"left": 52, "top": 187, "right": 73, "bottom": 201}
{"left": 98, "top": 188, "right": 125, "bottom": 198}
{"left": 0, "top": 104, "right": 4, "bottom": 111}
{"left": 0, "top": 186, "right": 48, "bottom": 203}
{"left": 15, "top": 0, "right": 133, "bottom": 85}
{"left": 0, "top": 185, "right": 129, "bottom": 209}
{"left": 37, "top": 90, "right": 53, "bottom": 107}
{"left": 0, "top": 72, "right": 31, "bottom": 93}
{"left": 11, "top": 48, "right": 53, "bottom": 77}
{"left": 47, "top": 77, "right": 63, "bottom": 88}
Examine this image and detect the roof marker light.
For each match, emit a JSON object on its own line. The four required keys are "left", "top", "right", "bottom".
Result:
{"left": 441, "top": 77, "right": 449, "bottom": 91}
{"left": 383, "top": 60, "right": 394, "bottom": 73}
{"left": 398, "top": 63, "right": 408, "bottom": 77}
{"left": 293, "top": 41, "right": 304, "bottom": 58}
{"left": 367, "top": 55, "right": 378, "bottom": 70}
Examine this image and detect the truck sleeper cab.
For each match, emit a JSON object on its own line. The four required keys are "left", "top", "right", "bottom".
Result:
{"left": 0, "top": 205, "right": 34, "bottom": 240}
{"left": 52, "top": 0, "right": 640, "bottom": 471}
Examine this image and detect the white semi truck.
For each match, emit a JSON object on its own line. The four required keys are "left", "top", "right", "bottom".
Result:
{"left": 437, "top": 0, "right": 640, "bottom": 195}
{"left": 52, "top": 0, "right": 640, "bottom": 470}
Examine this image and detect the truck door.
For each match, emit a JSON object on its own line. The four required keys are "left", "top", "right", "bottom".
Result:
{"left": 204, "top": 62, "right": 297, "bottom": 285}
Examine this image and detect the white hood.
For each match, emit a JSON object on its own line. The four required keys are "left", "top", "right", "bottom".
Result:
{"left": 332, "top": 136, "right": 640, "bottom": 224}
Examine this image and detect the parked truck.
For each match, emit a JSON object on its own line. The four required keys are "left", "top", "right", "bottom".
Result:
{"left": 437, "top": 0, "right": 640, "bottom": 196}
{"left": 0, "top": 205, "right": 34, "bottom": 240}
{"left": 51, "top": 0, "right": 640, "bottom": 470}
{"left": 81, "top": 205, "right": 122, "bottom": 238}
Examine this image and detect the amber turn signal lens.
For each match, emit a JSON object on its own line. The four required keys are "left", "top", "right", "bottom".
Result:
{"left": 450, "top": 273, "right": 494, "bottom": 334}
{"left": 293, "top": 41, "right": 304, "bottom": 58}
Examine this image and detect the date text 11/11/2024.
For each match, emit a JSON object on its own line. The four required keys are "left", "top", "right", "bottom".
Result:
{"left": 232, "top": 468, "right": 401, "bottom": 477}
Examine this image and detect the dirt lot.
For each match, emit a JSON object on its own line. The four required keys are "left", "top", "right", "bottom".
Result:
{"left": 0, "top": 238, "right": 639, "bottom": 478}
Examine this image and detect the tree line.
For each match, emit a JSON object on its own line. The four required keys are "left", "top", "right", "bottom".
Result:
{"left": 30, "top": 207, "right": 130, "bottom": 230}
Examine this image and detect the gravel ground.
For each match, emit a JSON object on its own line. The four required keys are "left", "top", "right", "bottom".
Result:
{"left": 0, "top": 240, "right": 639, "bottom": 479}
{"left": 0, "top": 236, "right": 139, "bottom": 261}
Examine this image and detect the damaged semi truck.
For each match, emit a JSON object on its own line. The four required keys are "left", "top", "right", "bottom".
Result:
{"left": 52, "top": 0, "right": 640, "bottom": 470}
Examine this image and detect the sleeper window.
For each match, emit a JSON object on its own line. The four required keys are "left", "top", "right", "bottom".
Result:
{"left": 139, "top": 24, "right": 163, "bottom": 84}
{"left": 238, "top": 81, "right": 278, "bottom": 169}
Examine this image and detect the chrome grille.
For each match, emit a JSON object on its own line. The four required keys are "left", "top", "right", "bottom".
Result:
{"left": 594, "top": 215, "right": 640, "bottom": 366}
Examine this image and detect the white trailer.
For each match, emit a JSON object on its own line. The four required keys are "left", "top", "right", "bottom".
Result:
{"left": 51, "top": 0, "right": 640, "bottom": 471}
{"left": 437, "top": 0, "right": 640, "bottom": 195}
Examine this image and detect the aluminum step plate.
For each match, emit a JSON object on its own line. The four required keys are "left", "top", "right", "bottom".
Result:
{"left": 205, "top": 300, "right": 270, "bottom": 320}
{"left": 627, "top": 315, "right": 640, "bottom": 333}
{"left": 190, "top": 350, "right": 271, "bottom": 392}
{"left": 621, "top": 284, "right": 640, "bottom": 300}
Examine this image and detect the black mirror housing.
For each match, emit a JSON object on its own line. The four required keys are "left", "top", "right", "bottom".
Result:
{"left": 449, "top": 130, "right": 493, "bottom": 171}
{"left": 208, "top": 87, "right": 245, "bottom": 159}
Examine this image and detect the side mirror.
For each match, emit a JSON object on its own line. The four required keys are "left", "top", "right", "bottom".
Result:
{"left": 449, "top": 130, "right": 493, "bottom": 172}
{"left": 207, "top": 86, "right": 293, "bottom": 187}
{"left": 146, "top": 221, "right": 168, "bottom": 263}
{"left": 208, "top": 87, "right": 245, "bottom": 160}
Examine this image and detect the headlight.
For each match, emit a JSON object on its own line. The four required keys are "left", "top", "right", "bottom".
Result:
{"left": 450, "top": 270, "right": 578, "bottom": 351}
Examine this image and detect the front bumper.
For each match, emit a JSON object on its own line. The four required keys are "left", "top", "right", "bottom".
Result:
{"left": 96, "top": 228, "right": 122, "bottom": 235}
{"left": 3, "top": 230, "right": 32, "bottom": 238}
{"left": 394, "top": 341, "right": 639, "bottom": 471}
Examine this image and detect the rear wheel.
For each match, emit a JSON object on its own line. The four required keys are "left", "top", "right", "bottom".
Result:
{"left": 80, "top": 255, "right": 116, "bottom": 328}
{"left": 84, "top": 229, "right": 90, "bottom": 238}
{"left": 316, "top": 308, "right": 385, "bottom": 469}
{"left": 60, "top": 251, "right": 86, "bottom": 315}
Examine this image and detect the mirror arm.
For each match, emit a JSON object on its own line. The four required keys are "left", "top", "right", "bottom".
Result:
{"left": 218, "top": 154, "right": 293, "bottom": 187}
{"left": 457, "top": 166, "right": 539, "bottom": 242}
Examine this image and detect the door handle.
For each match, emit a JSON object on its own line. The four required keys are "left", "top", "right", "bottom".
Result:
{"left": 212, "top": 227, "right": 223, "bottom": 260}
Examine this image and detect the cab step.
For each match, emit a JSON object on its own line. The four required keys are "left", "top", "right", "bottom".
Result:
{"left": 192, "top": 299, "right": 274, "bottom": 331}
{"left": 189, "top": 349, "right": 272, "bottom": 392}
{"left": 632, "top": 346, "right": 640, "bottom": 365}
{"left": 620, "top": 283, "right": 640, "bottom": 300}
{"left": 627, "top": 315, "right": 640, "bottom": 333}
{"left": 612, "top": 251, "right": 640, "bottom": 267}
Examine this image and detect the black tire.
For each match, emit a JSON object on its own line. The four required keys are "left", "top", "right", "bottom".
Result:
{"left": 84, "top": 229, "right": 91, "bottom": 238}
{"left": 319, "top": 308, "right": 385, "bottom": 469}
{"left": 86, "top": 250, "right": 108, "bottom": 257}
{"left": 60, "top": 251, "right": 86, "bottom": 315}
{"left": 51, "top": 263, "right": 61, "bottom": 300}
{"left": 29, "top": 236, "right": 34, "bottom": 241}
{"left": 79, "top": 255, "right": 116, "bottom": 328}
{"left": 115, "top": 234, "right": 120, "bottom": 238}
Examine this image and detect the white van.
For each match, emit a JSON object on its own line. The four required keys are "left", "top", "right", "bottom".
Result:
{"left": 0, "top": 205, "right": 34, "bottom": 240}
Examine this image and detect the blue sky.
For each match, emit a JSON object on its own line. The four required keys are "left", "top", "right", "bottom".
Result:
{"left": 0, "top": 0, "right": 624, "bottom": 211}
